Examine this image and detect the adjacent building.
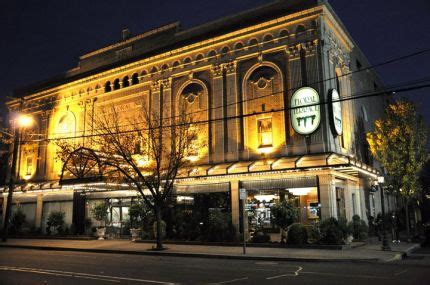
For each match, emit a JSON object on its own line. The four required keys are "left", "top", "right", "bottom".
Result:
{"left": 2, "top": 0, "right": 395, "bottom": 239}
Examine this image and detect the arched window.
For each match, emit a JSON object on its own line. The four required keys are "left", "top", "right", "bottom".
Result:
{"left": 279, "top": 29, "right": 289, "bottom": 38}
{"left": 243, "top": 63, "right": 285, "bottom": 153}
{"left": 183, "top": 57, "right": 192, "bottom": 67}
{"left": 263, "top": 34, "right": 274, "bottom": 43}
{"left": 233, "top": 42, "right": 244, "bottom": 51}
{"left": 141, "top": 70, "right": 148, "bottom": 77}
{"left": 207, "top": 50, "right": 217, "bottom": 59}
{"left": 178, "top": 81, "right": 209, "bottom": 161}
{"left": 295, "top": 25, "right": 306, "bottom": 37}
{"left": 161, "top": 64, "right": 169, "bottom": 72}
{"left": 195, "top": 54, "right": 204, "bottom": 62}
{"left": 58, "top": 112, "right": 76, "bottom": 136}
{"left": 131, "top": 73, "right": 139, "bottom": 85}
{"left": 172, "top": 60, "right": 180, "bottom": 69}
{"left": 150, "top": 66, "right": 158, "bottom": 75}
{"left": 221, "top": 46, "right": 230, "bottom": 55}
{"left": 105, "top": 81, "right": 112, "bottom": 93}
{"left": 86, "top": 87, "right": 92, "bottom": 95}
{"left": 122, "top": 76, "right": 130, "bottom": 88}
{"left": 248, "top": 38, "right": 259, "bottom": 47}
{"left": 113, "top": 79, "right": 120, "bottom": 90}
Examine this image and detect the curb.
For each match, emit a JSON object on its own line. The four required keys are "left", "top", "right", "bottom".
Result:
{"left": 0, "top": 244, "right": 379, "bottom": 263}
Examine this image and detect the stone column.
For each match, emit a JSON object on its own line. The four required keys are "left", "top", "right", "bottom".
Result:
{"left": 38, "top": 111, "right": 51, "bottom": 177}
{"left": 1, "top": 195, "right": 8, "bottom": 227}
{"left": 210, "top": 64, "right": 225, "bottom": 162}
{"left": 318, "top": 174, "right": 337, "bottom": 220}
{"left": 225, "top": 61, "right": 240, "bottom": 161}
{"left": 35, "top": 193, "right": 43, "bottom": 229}
{"left": 230, "top": 180, "right": 248, "bottom": 240}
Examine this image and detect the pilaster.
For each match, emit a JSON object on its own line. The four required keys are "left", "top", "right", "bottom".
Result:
{"left": 210, "top": 64, "right": 225, "bottom": 162}
{"left": 224, "top": 61, "right": 240, "bottom": 161}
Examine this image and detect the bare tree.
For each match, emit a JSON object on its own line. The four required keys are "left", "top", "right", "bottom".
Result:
{"left": 58, "top": 100, "right": 202, "bottom": 249}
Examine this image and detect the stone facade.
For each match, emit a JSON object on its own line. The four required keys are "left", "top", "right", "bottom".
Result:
{"left": 2, "top": 0, "right": 394, "bottom": 238}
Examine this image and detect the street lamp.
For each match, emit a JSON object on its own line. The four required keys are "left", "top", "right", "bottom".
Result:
{"left": 377, "top": 176, "right": 391, "bottom": 251}
{"left": 2, "top": 114, "right": 34, "bottom": 242}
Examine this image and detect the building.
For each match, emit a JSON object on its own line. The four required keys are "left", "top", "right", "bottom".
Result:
{"left": 2, "top": 0, "right": 395, "bottom": 239}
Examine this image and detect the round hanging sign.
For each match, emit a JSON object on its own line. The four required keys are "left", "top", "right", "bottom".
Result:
{"left": 329, "top": 89, "right": 343, "bottom": 136}
{"left": 291, "top": 87, "right": 321, "bottom": 135}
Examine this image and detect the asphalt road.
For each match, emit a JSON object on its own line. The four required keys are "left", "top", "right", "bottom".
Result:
{"left": 0, "top": 247, "right": 429, "bottom": 285}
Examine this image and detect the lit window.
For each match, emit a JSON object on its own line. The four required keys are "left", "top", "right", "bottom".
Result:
{"left": 26, "top": 157, "right": 33, "bottom": 176}
{"left": 257, "top": 118, "right": 273, "bottom": 147}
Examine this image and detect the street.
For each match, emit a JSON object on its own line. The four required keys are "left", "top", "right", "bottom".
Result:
{"left": 0, "top": 248, "right": 429, "bottom": 285}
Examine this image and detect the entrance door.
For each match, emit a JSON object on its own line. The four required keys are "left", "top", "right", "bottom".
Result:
{"left": 336, "top": 187, "right": 346, "bottom": 219}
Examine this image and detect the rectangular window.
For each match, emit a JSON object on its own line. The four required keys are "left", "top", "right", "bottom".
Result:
{"left": 26, "top": 157, "right": 33, "bottom": 176}
{"left": 257, "top": 118, "right": 273, "bottom": 147}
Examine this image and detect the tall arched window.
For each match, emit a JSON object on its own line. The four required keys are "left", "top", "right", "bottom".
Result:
{"left": 243, "top": 64, "right": 285, "bottom": 153}
{"left": 177, "top": 80, "right": 209, "bottom": 161}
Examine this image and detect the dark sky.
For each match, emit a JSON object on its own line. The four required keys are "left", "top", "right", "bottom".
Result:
{"left": 1, "top": 0, "right": 429, "bottom": 120}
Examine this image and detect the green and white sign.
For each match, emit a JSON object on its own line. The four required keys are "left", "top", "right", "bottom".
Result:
{"left": 291, "top": 87, "right": 321, "bottom": 135}
{"left": 329, "top": 89, "right": 343, "bottom": 136}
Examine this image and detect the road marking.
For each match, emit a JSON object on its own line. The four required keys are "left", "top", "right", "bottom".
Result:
{"left": 0, "top": 266, "right": 177, "bottom": 284}
{"left": 255, "top": 262, "right": 278, "bottom": 265}
{"left": 266, "top": 266, "right": 303, "bottom": 280}
{"left": 395, "top": 269, "right": 407, "bottom": 276}
{"left": 301, "top": 271, "right": 391, "bottom": 280}
{"left": 213, "top": 277, "right": 249, "bottom": 284}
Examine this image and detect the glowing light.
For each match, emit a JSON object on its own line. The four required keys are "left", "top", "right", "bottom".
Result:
{"left": 258, "top": 146, "right": 273, "bottom": 155}
{"left": 287, "top": 187, "right": 315, "bottom": 196}
{"left": 17, "top": 115, "right": 33, "bottom": 128}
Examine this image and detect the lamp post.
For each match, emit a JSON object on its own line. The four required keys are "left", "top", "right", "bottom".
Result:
{"left": 377, "top": 176, "right": 391, "bottom": 251}
{"left": 2, "top": 114, "right": 33, "bottom": 242}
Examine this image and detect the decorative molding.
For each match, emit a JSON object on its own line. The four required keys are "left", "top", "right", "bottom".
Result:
{"left": 224, "top": 61, "right": 237, "bottom": 75}
{"left": 210, "top": 64, "right": 223, "bottom": 78}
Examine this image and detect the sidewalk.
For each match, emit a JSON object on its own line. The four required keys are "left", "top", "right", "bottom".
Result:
{"left": 0, "top": 238, "right": 420, "bottom": 263}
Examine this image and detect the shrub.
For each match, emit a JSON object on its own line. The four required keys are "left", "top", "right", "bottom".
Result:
{"left": 348, "top": 215, "right": 368, "bottom": 241}
{"left": 307, "top": 224, "right": 320, "bottom": 243}
{"left": 10, "top": 209, "right": 26, "bottom": 234}
{"left": 319, "top": 217, "right": 345, "bottom": 245}
{"left": 271, "top": 200, "right": 298, "bottom": 229}
{"left": 252, "top": 230, "right": 271, "bottom": 243}
{"left": 91, "top": 202, "right": 109, "bottom": 227}
{"left": 129, "top": 202, "right": 154, "bottom": 230}
{"left": 46, "top": 211, "right": 65, "bottom": 235}
{"left": 287, "top": 223, "right": 308, "bottom": 245}
{"left": 204, "top": 210, "right": 236, "bottom": 242}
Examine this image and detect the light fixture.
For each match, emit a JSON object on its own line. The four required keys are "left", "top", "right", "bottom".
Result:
{"left": 287, "top": 187, "right": 315, "bottom": 196}
{"left": 17, "top": 115, "right": 34, "bottom": 128}
{"left": 377, "top": 176, "right": 385, "bottom": 184}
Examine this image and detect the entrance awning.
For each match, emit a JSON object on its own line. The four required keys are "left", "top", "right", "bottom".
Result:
{"left": 181, "top": 152, "right": 379, "bottom": 179}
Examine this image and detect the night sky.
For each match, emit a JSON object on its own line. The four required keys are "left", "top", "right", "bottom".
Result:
{"left": 1, "top": 0, "right": 429, "bottom": 122}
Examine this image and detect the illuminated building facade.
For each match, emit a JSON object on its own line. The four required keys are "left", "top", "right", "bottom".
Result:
{"left": 2, "top": 0, "right": 395, "bottom": 239}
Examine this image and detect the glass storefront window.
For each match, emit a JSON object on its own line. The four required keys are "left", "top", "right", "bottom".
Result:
{"left": 246, "top": 187, "right": 320, "bottom": 234}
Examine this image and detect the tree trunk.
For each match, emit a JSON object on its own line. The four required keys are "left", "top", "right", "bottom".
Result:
{"left": 405, "top": 197, "right": 411, "bottom": 242}
{"left": 155, "top": 204, "right": 163, "bottom": 250}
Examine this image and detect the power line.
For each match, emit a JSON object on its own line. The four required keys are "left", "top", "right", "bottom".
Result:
{"left": 21, "top": 78, "right": 430, "bottom": 143}
{"left": 16, "top": 47, "right": 430, "bottom": 130}
{"left": 40, "top": 75, "right": 430, "bottom": 138}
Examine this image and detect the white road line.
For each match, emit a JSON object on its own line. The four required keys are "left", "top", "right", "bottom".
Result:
{"left": 0, "top": 266, "right": 177, "bottom": 284}
{"left": 395, "top": 269, "right": 408, "bottom": 276}
{"left": 266, "top": 266, "right": 303, "bottom": 280}
{"left": 213, "top": 277, "right": 249, "bottom": 284}
{"left": 301, "top": 271, "right": 391, "bottom": 280}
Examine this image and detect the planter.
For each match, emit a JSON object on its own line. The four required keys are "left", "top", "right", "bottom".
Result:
{"left": 346, "top": 234, "right": 354, "bottom": 244}
{"left": 130, "top": 228, "right": 141, "bottom": 242}
{"left": 97, "top": 227, "right": 106, "bottom": 240}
